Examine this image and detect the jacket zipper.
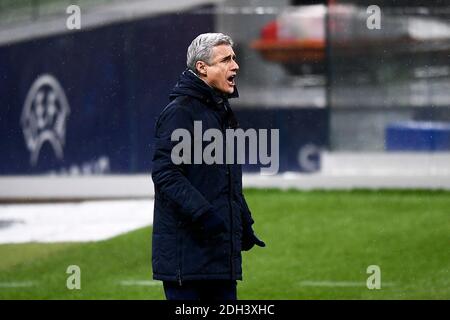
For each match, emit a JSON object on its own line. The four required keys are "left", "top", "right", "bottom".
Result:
{"left": 223, "top": 116, "right": 235, "bottom": 281}
{"left": 227, "top": 163, "right": 235, "bottom": 280}
{"left": 176, "top": 222, "right": 182, "bottom": 286}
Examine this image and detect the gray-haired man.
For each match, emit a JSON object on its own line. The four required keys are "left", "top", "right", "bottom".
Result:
{"left": 151, "top": 33, "right": 265, "bottom": 300}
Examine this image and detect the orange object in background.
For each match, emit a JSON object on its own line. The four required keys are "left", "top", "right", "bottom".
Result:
{"left": 251, "top": 11, "right": 326, "bottom": 67}
{"left": 251, "top": 34, "right": 325, "bottom": 64}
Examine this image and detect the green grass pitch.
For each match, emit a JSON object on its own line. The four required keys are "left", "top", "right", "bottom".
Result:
{"left": 0, "top": 189, "right": 448, "bottom": 299}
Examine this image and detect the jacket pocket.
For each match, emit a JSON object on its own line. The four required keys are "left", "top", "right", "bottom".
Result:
{"left": 152, "top": 233, "right": 177, "bottom": 276}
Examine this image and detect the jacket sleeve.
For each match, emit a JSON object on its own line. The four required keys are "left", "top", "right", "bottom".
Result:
{"left": 240, "top": 192, "right": 255, "bottom": 229}
{"left": 151, "top": 104, "right": 213, "bottom": 221}
{"left": 234, "top": 163, "right": 255, "bottom": 229}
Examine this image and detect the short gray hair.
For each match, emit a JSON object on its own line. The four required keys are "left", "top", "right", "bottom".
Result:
{"left": 186, "top": 33, "right": 234, "bottom": 73}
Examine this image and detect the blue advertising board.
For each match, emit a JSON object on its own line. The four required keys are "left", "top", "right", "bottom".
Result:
{"left": 0, "top": 9, "right": 214, "bottom": 175}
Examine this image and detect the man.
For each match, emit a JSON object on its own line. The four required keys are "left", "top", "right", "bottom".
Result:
{"left": 151, "top": 33, "right": 265, "bottom": 301}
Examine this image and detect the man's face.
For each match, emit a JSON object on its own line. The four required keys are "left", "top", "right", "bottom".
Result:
{"left": 202, "top": 44, "right": 239, "bottom": 95}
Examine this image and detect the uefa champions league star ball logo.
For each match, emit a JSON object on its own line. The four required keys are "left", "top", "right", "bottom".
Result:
{"left": 21, "top": 74, "right": 70, "bottom": 166}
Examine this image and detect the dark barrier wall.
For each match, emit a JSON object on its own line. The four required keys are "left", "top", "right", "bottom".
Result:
{"left": 0, "top": 8, "right": 328, "bottom": 175}
{"left": 235, "top": 108, "right": 328, "bottom": 173}
{"left": 0, "top": 9, "right": 214, "bottom": 175}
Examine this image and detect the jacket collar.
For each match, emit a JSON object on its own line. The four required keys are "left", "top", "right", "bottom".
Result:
{"left": 170, "top": 69, "right": 239, "bottom": 110}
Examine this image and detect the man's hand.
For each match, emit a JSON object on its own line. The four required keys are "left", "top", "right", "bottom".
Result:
{"left": 241, "top": 226, "right": 266, "bottom": 251}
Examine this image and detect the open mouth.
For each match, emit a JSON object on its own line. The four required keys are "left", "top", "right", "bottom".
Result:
{"left": 227, "top": 74, "right": 236, "bottom": 86}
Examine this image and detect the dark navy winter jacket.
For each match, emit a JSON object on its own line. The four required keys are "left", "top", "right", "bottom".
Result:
{"left": 151, "top": 70, "right": 257, "bottom": 282}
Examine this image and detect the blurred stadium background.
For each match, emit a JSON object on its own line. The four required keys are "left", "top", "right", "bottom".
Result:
{"left": 0, "top": 0, "right": 449, "bottom": 299}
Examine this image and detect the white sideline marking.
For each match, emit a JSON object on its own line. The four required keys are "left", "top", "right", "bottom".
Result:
{"left": 299, "top": 281, "right": 395, "bottom": 287}
{"left": 119, "top": 280, "right": 161, "bottom": 287}
{"left": 0, "top": 199, "right": 154, "bottom": 244}
{"left": 0, "top": 281, "right": 35, "bottom": 288}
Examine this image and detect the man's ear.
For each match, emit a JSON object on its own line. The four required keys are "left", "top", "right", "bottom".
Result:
{"left": 196, "top": 61, "right": 207, "bottom": 77}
